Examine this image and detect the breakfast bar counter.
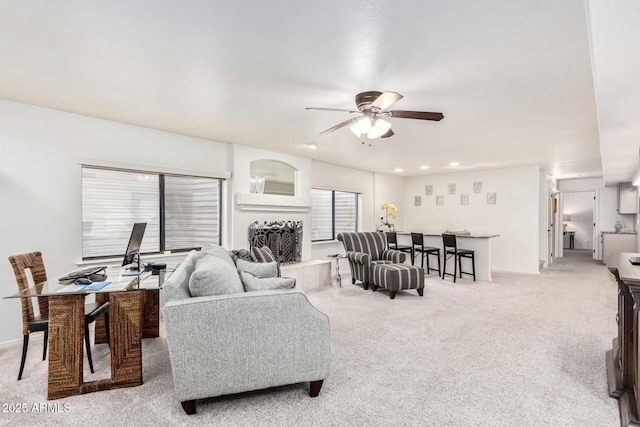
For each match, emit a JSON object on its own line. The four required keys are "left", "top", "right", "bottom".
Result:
{"left": 396, "top": 232, "right": 499, "bottom": 281}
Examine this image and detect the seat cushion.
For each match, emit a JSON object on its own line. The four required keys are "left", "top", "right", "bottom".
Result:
{"left": 372, "top": 264, "right": 424, "bottom": 292}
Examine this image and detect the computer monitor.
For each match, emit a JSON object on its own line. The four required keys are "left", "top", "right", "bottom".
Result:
{"left": 122, "top": 222, "right": 147, "bottom": 269}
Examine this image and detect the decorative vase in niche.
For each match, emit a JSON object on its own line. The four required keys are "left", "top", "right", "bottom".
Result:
{"left": 615, "top": 221, "right": 623, "bottom": 232}
{"left": 250, "top": 176, "right": 265, "bottom": 194}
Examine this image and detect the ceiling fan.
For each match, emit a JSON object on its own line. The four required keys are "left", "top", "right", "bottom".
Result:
{"left": 306, "top": 91, "right": 444, "bottom": 139}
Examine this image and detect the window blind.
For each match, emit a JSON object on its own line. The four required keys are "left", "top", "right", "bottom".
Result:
{"left": 164, "top": 175, "right": 219, "bottom": 250}
{"left": 82, "top": 168, "right": 160, "bottom": 258}
{"left": 81, "top": 166, "right": 221, "bottom": 259}
{"left": 311, "top": 188, "right": 358, "bottom": 241}
{"left": 334, "top": 191, "right": 357, "bottom": 235}
{"left": 311, "top": 189, "right": 333, "bottom": 241}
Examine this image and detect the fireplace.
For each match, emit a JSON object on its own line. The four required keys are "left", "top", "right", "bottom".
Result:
{"left": 248, "top": 221, "right": 302, "bottom": 264}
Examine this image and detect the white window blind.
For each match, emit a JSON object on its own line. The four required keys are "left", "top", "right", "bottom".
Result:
{"left": 311, "top": 188, "right": 358, "bottom": 241}
{"left": 82, "top": 168, "right": 160, "bottom": 258}
{"left": 164, "top": 175, "right": 220, "bottom": 250}
{"left": 334, "top": 191, "right": 357, "bottom": 235}
{"left": 81, "top": 166, "right": 221, "bottom": 259}
{"left": 312, "top": 189, "right": 333, "bottom": 241}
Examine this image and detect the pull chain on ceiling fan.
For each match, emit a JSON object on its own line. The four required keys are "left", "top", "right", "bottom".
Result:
{"left": 306, "top": 91, "right": 444, "bottom": 139}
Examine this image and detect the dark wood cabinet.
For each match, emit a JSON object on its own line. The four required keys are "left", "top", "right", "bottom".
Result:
{"left": 608, "top": 253, "right": 640, "bottom": 426}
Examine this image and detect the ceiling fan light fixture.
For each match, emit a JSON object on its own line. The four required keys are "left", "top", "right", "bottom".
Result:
{"left": 355, "top": 116, "right": 372, "bottom": 134}
{"left": 367, "top": 118, "right": 392, "bottom": 139}
{"left": 349, "top": 123, "right": 362, "bottom": 137}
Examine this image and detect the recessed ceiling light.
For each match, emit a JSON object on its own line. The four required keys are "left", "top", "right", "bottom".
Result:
{"left": 420, "top": 165, "right": 429, "bottom": 170}
{"left": 309, "top": 143, "right": 317, "bottom": 150}
{"left": 394, "top": 168, "right": 403, "bottom": 173}
{"left": 450, "top": 162, "right": 459, "bottom": 166}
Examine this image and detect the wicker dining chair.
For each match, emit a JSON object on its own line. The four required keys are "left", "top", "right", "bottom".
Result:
{"left": 8, "top": 252, "right": 111, "bottom": 380}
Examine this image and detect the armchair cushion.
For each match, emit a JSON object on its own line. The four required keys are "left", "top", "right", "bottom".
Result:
{"left": 381, "top": 249, "right": 407, "bottom": 264}
{"left": 240, "top": 271, "right": 295, "bottom": 292}
{"left": 236, "top": 259, "right": 278, "bottom": 278}
{"left": 189, "top": 255, "right": 244, "bottom": 297}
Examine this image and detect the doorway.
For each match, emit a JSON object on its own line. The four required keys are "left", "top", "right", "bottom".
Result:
{"left": 561, "top": 190, "right": 596, "bottom": 258}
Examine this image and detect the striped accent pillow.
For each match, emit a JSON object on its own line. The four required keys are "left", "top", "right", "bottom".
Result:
{"left": 251, "top": 246, "right": 277, "bottom": 263}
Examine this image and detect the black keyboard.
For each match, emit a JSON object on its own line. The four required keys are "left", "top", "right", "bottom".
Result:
{"left": 59, "top": 266, "right": 107, "bottom": 281}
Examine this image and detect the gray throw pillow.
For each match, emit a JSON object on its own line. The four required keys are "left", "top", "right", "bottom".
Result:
{"left": 189, "top": 255, "right": 244, "bottom": 297}
{"left": 200, "top": 243, "right": 236, "bottom": 267}
{"left": 251, "top": 246, "right": 277, "bottom": 263}
{"left": 236, "top": 258, "right": 278, "bottom": 278}
{"left": 240, "top": 271, "right": 295, "bottom": 292}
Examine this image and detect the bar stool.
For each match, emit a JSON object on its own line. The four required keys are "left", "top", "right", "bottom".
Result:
{"left": 410, "top": 232, "right": 441, "bottom": 275}
{"left": 386, "top": 232, "right": 413, "bottom": 259}
{"left": 442, "top": 234, "right": 476, "bottom": 283}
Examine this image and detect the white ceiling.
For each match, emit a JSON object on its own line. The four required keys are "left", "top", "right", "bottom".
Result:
{"left": 0, "top": 1, "right": 636, "bottom": 183}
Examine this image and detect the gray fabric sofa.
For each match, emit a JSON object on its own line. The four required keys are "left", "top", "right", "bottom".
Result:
{"left": 162, "top": 246, "right": 330, "bottom": 415}
{"left": 337, "top": 232, "right": 408, "bottom": 290}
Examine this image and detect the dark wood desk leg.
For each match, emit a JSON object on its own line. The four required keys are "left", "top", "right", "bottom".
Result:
{"left": 142, "top": 289, "right": 160, "bottom": 338}
{"left": 109, "top": 291, "right": 143, "bottom": 389}
{"left": 94, "top": 292, "right": 109, "bottom": 344}
{"left": 47, "top": 294, "right": 85, "bottom": 400}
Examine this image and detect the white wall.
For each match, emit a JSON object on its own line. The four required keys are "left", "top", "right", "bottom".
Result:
{"left": 374, "top": 173, "right": 405, "bottom": 231}
{"left": 0, "top": 99, "right": 232, "bottom": 345}
{"left": 403, "top": 166, "right": 540, "bottom": 274}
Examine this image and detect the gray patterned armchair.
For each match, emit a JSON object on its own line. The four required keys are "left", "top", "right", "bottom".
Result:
{"left": 337, "top": 232, "right": 407, "bottom": 290}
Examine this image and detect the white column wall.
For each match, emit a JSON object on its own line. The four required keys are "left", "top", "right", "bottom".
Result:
{"left": 230, "top": 144, "right": 312, "bottom": 259}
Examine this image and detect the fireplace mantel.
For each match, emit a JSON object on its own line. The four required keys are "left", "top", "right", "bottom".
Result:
{"left": 235, "top": 192, "right": 311, "bottom": 213}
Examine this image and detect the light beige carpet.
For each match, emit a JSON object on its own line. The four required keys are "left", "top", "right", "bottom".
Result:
{"left": 0, "top": 250, "right": 620, "bottom": 426}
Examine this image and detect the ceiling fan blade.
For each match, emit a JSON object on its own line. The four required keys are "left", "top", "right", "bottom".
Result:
{"left": 319, "top": 117, "right": 359, "bottom": 135}
{"left": 380, "top": 129, "right": 394, "bottom": 138}
{"left": 388, "top": 110, "right": 444, "bottom": 121}
{"left": 306, "top": 107, "right": 357, "bottom": 113}
{"left": 371, "top": 91, "right": 403, "bottom": 111}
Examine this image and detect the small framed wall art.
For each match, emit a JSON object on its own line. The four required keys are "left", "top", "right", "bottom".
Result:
{"left": 487, "top": 192, "right": 497, "bottom": 205}
{"left": 414, "top": 196, "right": 422, "bottom": 206}
{"left": 473, "top": 181, "right": 482, "bottom": 193}
{"left": 460, "top": 194, "right": 469, "bottom": 205}
{"left": 425, "top": 185, "right": 433, "bottom": 196}
{"left": 448, "top": 183, "right": 456, "bottom": 195}
{"left": 436, "top": 195, "right": 444, "bottom": 206}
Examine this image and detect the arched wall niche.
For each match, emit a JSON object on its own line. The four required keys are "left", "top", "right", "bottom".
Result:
{"left": 249, "top": 159, "right": 297, "bottom": 196}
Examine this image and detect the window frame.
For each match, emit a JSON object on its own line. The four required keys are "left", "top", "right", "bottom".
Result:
{"left": 311, "top": 188, "right": 359, "bottom": 242}
{"left": 81, "top": 165, "right": 223, "bottom": 260}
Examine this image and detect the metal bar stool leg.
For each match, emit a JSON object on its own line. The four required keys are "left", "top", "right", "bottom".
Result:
{"left": 472, "top": 253, "right": 476, "bottom": 281}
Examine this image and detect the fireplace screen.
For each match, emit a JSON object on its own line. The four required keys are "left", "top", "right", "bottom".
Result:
{"left": 248, "top": 221, "right": 302, "bottom": 264}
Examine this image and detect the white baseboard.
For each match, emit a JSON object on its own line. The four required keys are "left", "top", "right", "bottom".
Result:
{"left": 0, "top": 333, "right": 44, "bottom": 349}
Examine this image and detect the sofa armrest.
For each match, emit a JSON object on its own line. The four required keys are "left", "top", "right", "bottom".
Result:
{"left": 346, "top": 251, "right": 370, "bottom": 265}
{"left": 382, "top": 249, "right": 407, "bottom": 263}
{"left": 163, "top": 289, "right": 330, "bottom": 402}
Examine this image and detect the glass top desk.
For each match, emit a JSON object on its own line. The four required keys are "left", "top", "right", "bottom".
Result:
{"left": 5, "top": 265, "right": 175, "bottom": 400}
